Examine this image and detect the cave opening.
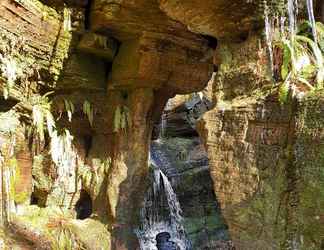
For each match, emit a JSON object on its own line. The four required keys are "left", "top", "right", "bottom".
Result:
{"left": 84, "top": 135, "right": 93, "bottom": 158}
{"left": 30, "top": 191, "right": 48, "bottom": 207}
{"left": 30, "top": 192, "right": 39, "bottom": 206}
{"left": 143, "top": 93, "right": 231, "bottom": 249}
{"left": 75, "top": 189, "right": 92, "bottom": 220}
{"left": 201, "top": 35, "right": 218, "bottom": 50}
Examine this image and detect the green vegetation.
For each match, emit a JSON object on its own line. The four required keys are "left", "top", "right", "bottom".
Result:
{"left": 78, "top": 157, "right": 111, "bottom": 197}
{"left": 0, "top": 33, "right": 35, "bottom": 99}
{"left": 82, "top": 100, "right": 94, "bottom": 127}
{"left": 31, "top": 92, "right": 56, "bottom": 141}
{"left": 275, "top": 22, "right": 324, "bottom": 103}
{"left": 64, "top": 99, "right": 75, "bottom": 122}
{"left": 8, "top": 158, "right": 28, "bottom": 205}
{"left": 113, "top": 105, "right": 131, "bottom": 133}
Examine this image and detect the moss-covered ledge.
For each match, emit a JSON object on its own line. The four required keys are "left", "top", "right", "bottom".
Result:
{"left": 294, "top": 91, "right": 324, "bottom": 249}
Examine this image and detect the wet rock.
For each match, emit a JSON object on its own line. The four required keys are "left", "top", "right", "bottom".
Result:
{"left": 151, "top": 95, "right": 230, "bottom": 249}
{"left": 156, "top": 232, "right": 179, "bottom": 250}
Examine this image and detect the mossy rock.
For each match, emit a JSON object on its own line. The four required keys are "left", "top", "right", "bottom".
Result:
{"left": 11, "top": 205, "right": 111, "bottom": 250}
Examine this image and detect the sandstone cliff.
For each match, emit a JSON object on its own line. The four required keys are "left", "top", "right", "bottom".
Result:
{"left": 0, "top": 0, "right": 323, "bottom": 249}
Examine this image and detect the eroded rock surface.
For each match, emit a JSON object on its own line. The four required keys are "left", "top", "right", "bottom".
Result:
{"left": 159, "top": 0, "right": 259, "bottom": 40}
{"left": 0, "top": 0, "right": 323, "bottom": 249}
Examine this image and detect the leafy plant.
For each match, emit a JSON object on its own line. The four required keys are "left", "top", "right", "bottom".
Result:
{"left": 278, "top": 73, "right": 291, "bottom": 104}
{"left": 274, "top": 22, "right": 324, "bottom": 103}
{"left": 32, "top": 92, "right": 56, "bottom": 141}
{"left": 47, "top": 217, "right": 85, "bottom": 250}
{"left": 113, "top": 105, "right": 131, "bottom": 133}
{"left": 0, "top": 56, "right": 19, "bottom": 99}
{"left": 64, "top": 99, "right": 75, "bottom": 122}
{"left": 83, "top": 100, "right": 93, "bottom": 127}
{"left": 50, "top": 128, "right": 74, "bottom": 169}
{"left": 78, "top": 157, "right": 111, "bottom": 195}
{"left": 31, "top": 93, "right": 76, "bottom": 172}
{"left": 63, "top": 8, "right": 72, "bottom": 32}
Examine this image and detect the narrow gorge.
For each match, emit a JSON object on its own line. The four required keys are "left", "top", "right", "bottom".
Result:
{"left": 0, "top": 0, "right": 323, "bottom": 249}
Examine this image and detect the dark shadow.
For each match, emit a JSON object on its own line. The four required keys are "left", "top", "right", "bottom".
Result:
{"left": 156, "top": 232, "right": 179, "bottom": 250}
{"left": 30, "top": 191, "right": 47, "bottom": 207}
{"left": 75, "top": 189, "right": 92, "bottom": 219}
{"left": 84, "top": 0, "right": 92, "bottom": 30}
{"left": 84, "top": 135, "right": 93, "bottom": 158}
{"left": 0, "top": 98, "right": 18, "bottom": 112}
{"left": 201, "top": 35, "right": 218, "bottom": 49}
{"left": 30, "top": 192, "right": 39, "bottom": 205}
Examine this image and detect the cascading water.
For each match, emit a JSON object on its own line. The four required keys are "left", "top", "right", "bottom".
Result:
{"left": 306, "top": 0, "right": 317, "bottom": 42}
{"left": 136, "top": 161, "right": 191, "bottom": 250}
{"left": 288, "top": 0, "right": 298, "bottom": 36}
{"left": 263, "top": 0, "right": 319, "bottom": 77}
{"left": 264, "top": 2, "right": 274, "bottom": 74}
{"left": 160, "top": 100, "right": 172, "bottom": 139}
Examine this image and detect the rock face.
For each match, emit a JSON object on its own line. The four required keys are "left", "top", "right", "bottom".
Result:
{"left": 0, "top": 0, "right": 214, "bottom": 249}
{"left": 197, "top": 91, "right": 324, "bottom": 249}
{"left": 158, "top": 0, "right": 259, "bottom": 40}
{"left": 196, "top": 34, "right": 324, "bottom": 249}
{"left": 294, "top": 92, "right": 324, "bottom": 248}
{"left": 198, "top": 95, "right": 291, "bottom": 249}
{"left": 0, "top": 0, "right": 323, "bottom": 249}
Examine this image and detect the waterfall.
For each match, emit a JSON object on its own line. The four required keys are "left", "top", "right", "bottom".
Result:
{"left": 159, "top": 100, "right": 172, "bottom": 139}
{"left": 263, "top": 0, "right": 319, "bottom": 78}
{"left": 264, "top": 2, "right": 274, "bottom": 75}
{"left": 288, "top": 0, "right": 298, "bottom": 36}
{"left": 306, "top": 0, "right": 317, "bottom": 43}
{"left": 136, "top": 164, "right": 191, "bottom": 250}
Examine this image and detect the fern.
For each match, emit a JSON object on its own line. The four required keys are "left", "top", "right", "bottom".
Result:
{"left": 32, "top": 92, "right": 55, "bottom": 141}
{"left": 82, "top": 100, "right": 93, "bottom": 126}
{"left": 113, "top": 105, "right": 131, "bottom": 132}
{"left": 279, "top": 78, "right": 290, "bottom": 104}
{"left": 50, "top": 128, "right": 74, "bottom": 169}
{"left": 276, "top": 24, "right": 324, "bottom": 103}
{"left": 64, "top": 99, "right": 75, "bottom": 122}
{"left": 295, "top": 35, "right": 324, "bottom": 88}
{"left": 31, "top": 93, "right": 76, "bottom": 171}
{"left": 113, "top": 106, "right": 122, "bottom": 133}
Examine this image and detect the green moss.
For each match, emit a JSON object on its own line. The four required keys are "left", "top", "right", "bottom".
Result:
{"left": 49, "top": 28, "right": 72, "bottom": 82}
{"left": 294, "top": 91, "right": 324, "bottom": 249}
{"left": 68, "top": 219, "right": 111, "bottom": 250}
{"left": 32, "top": 155, "right": 52, "bottom": 192}
{"left": 13, "top": 192, "right": 29, "bottom": 205}
{"left": 11, "top": 206, "right": 111, "bottom": 250}
{"left": 47, "top": 7, "right": 74, "bottom": 84}
{"left": 6, "top": 158, "right": 29, "bottom": 205}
